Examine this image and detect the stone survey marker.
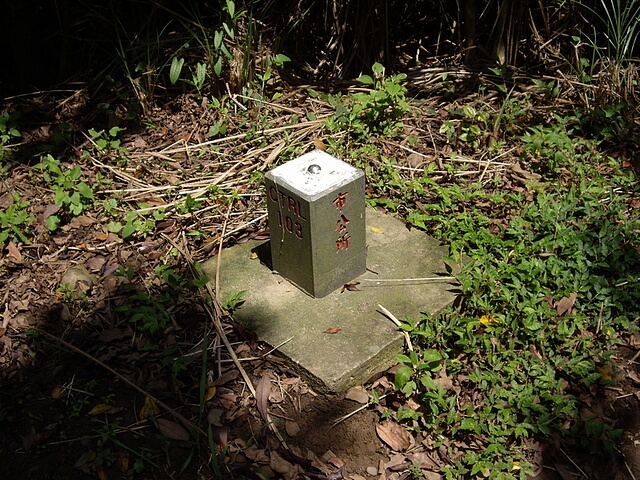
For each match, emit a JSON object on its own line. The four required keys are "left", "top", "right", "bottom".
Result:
{"left": 265, "top": 150, "right": 366, "bottom": 297}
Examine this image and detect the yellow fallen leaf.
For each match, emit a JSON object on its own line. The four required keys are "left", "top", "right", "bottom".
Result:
{"left": 51, "top": 385, "right": 63, "bottom": 400}
{"left": 371, "top": 227, "right": 384, "bottom": 234}
{"left": 205, "top": 382, "right": 217, "bottom": 402}
{"left": 479, "top": 314, "right": 499, "bottom": 326}
{"left": 87, "top": 404, "right": 113, "bottom": 415}
{"left": 116, "top": 448, "right": 129, "bottom": 472}
{"left": 140, "top": 396, "right": 160, "bottom": 419}
{"left": 597, "top": 366, "right": 613, "bottom": 381}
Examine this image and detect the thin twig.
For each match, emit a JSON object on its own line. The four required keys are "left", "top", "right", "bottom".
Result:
{"left": 156, "top": 119, "right": 325, "bottom": 155}
{"left": 625, "top": 459, "right": 638, "bottom": 480}
{"left": 331, "top": 393, "right": 389, "bottom": 428}
{"left": 559, "top": 447, "right": 589, "bottom": 479}
{"left": 35, "top": 329, "right": 206, "bottom": 437}
{"left": 377, "top": 304, "right": 413, "bottom": 352}
{"left": 361, "top": 276, "right": 457, "bottom": 285}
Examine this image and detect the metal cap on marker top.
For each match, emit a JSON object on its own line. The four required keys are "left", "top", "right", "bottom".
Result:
{"left": 265, "top": 150, "right": 366, "bottom": 298}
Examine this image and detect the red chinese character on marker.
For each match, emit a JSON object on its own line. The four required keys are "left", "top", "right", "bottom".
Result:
{"left": 336, "top": 233, "right": 351, "bottom": 251}
{"left": 332, "top": 192, "right": 348, "bottom": 212}
{"left": 335, "top": 214, "right": 350, "bottom": 233}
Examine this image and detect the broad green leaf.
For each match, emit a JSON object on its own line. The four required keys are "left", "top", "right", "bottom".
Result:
{"left": 169, "top": 57, "right": 185, "bottom": 85}
{"left": 193, "top": 275, "right": 209, "bottom": 287}
{"left": 423, "top": 349, "right": 443, "bottom": 363}
{"left": 213, "top": 57, "right": 222, "bottom": 77}
{"left": 356, "top": 75, "right": 374, "bottom": 85}
{"left": 396, "top": 354, "right": 412, "bottom": 365}
{"left": 394, "top": 366, "right": 413, "bottom": 390}
{"left": 77, "top": 182, "right": 94, "bottom": 199}
{"left": 122, "top": 221, "right": 137, "bottom": 239}
{"left": 45, "top": 215, "right": 61, "bottom": 231}
{"left": 214, "top": 30, "right": 224, "bottom": 50}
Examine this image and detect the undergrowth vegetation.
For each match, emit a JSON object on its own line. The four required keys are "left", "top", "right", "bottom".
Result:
{"left": 320, "top": 66, "right": 639, "bottom": 477}
{"left": 1, "top": 1, "right": 639, "bottom": 479}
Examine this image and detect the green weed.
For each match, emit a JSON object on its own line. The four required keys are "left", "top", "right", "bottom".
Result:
{"left": 328, "top": 62, "right": 410, "bottom": 139}
{"left": 0, "top": 111, "right": 21, "bottom": 163}
{"left": 0, "top": 193, "right": 33, "bottom": 244}
{"left": 33, "top": 155, "right": 95, "bottom": 229}
{"left": 108, "top": 208, "right": 165, "bottom": 240}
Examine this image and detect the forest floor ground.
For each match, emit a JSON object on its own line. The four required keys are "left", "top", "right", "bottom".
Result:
{"left": 1, "top": 71, "right": 640, "bottom": 479}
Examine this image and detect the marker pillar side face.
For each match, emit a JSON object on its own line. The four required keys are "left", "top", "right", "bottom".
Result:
{"left": 265, "top": 150, "right": 366, "bottom": 298}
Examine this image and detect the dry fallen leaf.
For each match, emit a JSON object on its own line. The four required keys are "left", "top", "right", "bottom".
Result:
{"left": 97, "top": 467, "right": 108, "bottom": 480}
{"left": 22, "top": 427, "right": 38, "bottom": 452}
{"left": 6, "top": 242, "right": 22, "bottom": 262}
{"left": 323, "top": 327, "right": 342, "bottom": 334}
{"left": 376, "top": 420, "right": 411, "bottom": 451}
{"left": 285, "top": 420, "right": 300, "bottom": 437}
{"left": 85, "top": 255, "right": 106, "bottom": 272}
{"left": 313, "top": 138, "right": 327, "bottom": 151}
{"left": 255, "top": 372, "right": 272, "bottom": 422}
{"left": 556, "top": 292, "right": 577, "bottom": 316}
{"left": 204, "top": 381, "right": 217, "bottom": 402}
{"left": 207, "top": 408, "right": 223, "bottom": 426}
{"left": 371, "top": 226, "right": 385, "bottom": 234}
{"left": 0, "top": 192, "right": 13, "bottom": 209}
{"left": 345, "top": 386, "right": 369, "bottom": 404}
{"left": 341, "top": 282, "right": 360, "bottom": 292}
{"left": 270, "top": 450, "right": 298, "bottom": 479}
{"left": 74, "top": 450, "right": 97, "bottom": 470}
{"left": 211, "top": 426, "right": 228, "bottom": 447}
{"left": 116, "top": 448, "right": 129, "bottom": 472}
{"left": 87, "top": 404, "right": 113, "bottom": 415}
{"left": 385, "top": 452, "right": 409, "bottom": 471}
{"left": 156, "top": 418, "right": 190, "bottom": 441}
{"left": 140, "top": 396, "right": 160, "bottom": 419}
{"left": 214, "top": 368, "right": 240, "bottom": 386}
{"left": 51, "top": 385, "right": 63, "bottom": 400}
{"left": 407, "top": 451, "right": 440, "bottom": 469}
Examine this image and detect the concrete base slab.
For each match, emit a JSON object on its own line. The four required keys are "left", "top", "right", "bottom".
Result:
{"left": 203, "top": 208, "right": 462, "bottom": 392}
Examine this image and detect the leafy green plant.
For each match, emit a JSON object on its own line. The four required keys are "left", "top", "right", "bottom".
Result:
{"left": 170, "top": 58, "right": 208, "bottom": 92}
{"left": 175, "top": 194, "right": 202, "bottom": 215}
{"left": 117, "top": 290, "right": 172, "bottom": 335}
{"left": 89, "top": 127, "right": 127, "bottom": 153}
{"left": 221, "top": 290, "right": 246, "bottom": 313}
{"left": 0, "top": 194, "right": 33, "bottom": 244}
{"left": 255, "top": 53, "right": 291, "bottom": 95}
{"left": 0, "top": 111, "right": 21, "bottom": 162}
{"left": 33, "top": 155, "right": 95, "bottom": 229}
{"left": 169, "top": 0, "right": 243, "bottom": 91}
{"left": 577, "top": 0, "right": 640, "bottom": 67}
{"left": 521, "top": 116, "right": 577, "bottom": 174}
{"left": 329, "top": 62, "right": 410, "bottom": 139}
{"left": 109, "top": 208, "right": 165, "bottom": 240}
{"left": 438, "top": 104, "right": 489, "bottom": 149}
